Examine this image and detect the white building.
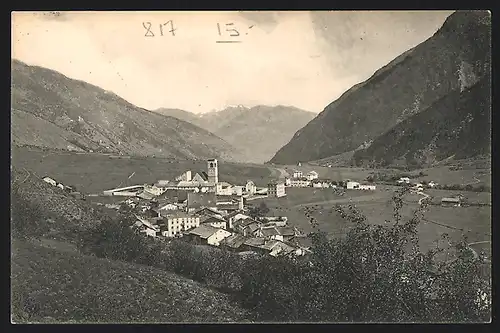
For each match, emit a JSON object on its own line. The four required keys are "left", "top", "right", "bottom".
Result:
{"left": 232, "top": 186, "right": 244, "bottom": 196}
{"left": 292, "top": 170, "right": 303, "bottom": 178}
{"left": 188, "top": 225, "right": 232, "bottom": 246}
{"left": 358, "top": 184, "right": 376, "bottom": 191}
{"left": 397, "top": 177, "right": 411, "bottom": 184}
{"left": 346, "top": 181, "right": 360, "bottom": 189}
{"left": 159, "top": 213, "right": 200, "bottom": 238}
{"left": 144, "top": 184, "right": 164, "bottom": 196}
{"left": 245, "top": 180, "right": 256, "bottom": 194}
{"left": 157, "top": 203, "right": 179, "bottom": 211}
{"left": 268, "top": 181, "right": 286, "bottom": 198}
{"left": 42, "top": 176, "right": 57, "bottom": 187}
{"left": 175, "top": 170, "right": 192, "bottom": 182}
{"left": 428, "top": 181, "right": 438, "bottom": 188}
{"left": 289, "top": 178, "right": 311, "bottom": 187}
{"left": 284, "top": 177, "right": 291, "bottom": 186}
{"left": 306, "top": 171, "right": 319, "bottom": 181}
{"left": 312, "top": 179, "right": 332, "bottom": 188}
{"left": 216, "top": 182, "right": 233, "bottom": 196}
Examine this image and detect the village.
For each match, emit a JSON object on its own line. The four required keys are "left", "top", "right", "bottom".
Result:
{"left": 38, "top": 157, "right": 476, "bottom": 259}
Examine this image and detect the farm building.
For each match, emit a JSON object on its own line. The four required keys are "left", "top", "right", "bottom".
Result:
{"left": 42, "top": 176, "right": 57, "bottom": 187}
{"left": 268, "top": 180, "right": 286, "bottom": 197}
{"left": 346, "top": 181, "right": 360, "bottom": 189}
{"left": 441, "top": 197, "right": 462, "bottom": 207}
{"left": 103, "top": 185, "right": 144, "bottom": 197}
{"left": 306, "top": 171, "right": 319, "bottom": 181}
{"left": 186, "top": 225, "right": 232, "bottom": 246}
{"left": 397, "top": 177, "right": 411, "bottom": 184}
{"left": 312, "top": 179, "right": 332, "bottom": 188}
{"left": 358, "top": 184, "right": 376, "bottom": 190}
{"left": 292, "top": 170, "right": 303, "bottom": 178}
{"left": 428, "top": 181, "right": 438, "bottom": 188}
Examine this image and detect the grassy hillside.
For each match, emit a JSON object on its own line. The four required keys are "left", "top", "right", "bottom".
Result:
{"left": 270, "top": 11, "right": 491, "bottom": 164}
{"left": 156, "top": 105, "right": 316, "bottom": 163}
{"left": 10, "top": 165, "right": 254, "bottom": 323}
{"left": 352, "top": 76, "right": 491, "bottom": 168}
{"left": 11, "top": 146, "right": 275, "bottom": 192}
{"left": 11, "top": 240, "right": 252, "bottom": 323}
{"left": 11, "top": 59, "right": 241, "bottom": 162}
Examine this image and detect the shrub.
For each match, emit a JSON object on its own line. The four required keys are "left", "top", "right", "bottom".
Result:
{"left": 236, "top": 188, "right": 491, "bottom": 322}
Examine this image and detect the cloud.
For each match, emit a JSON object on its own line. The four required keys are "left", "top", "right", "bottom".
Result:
{"left": 11, "top": 11, "right": 452, "bottom": 114}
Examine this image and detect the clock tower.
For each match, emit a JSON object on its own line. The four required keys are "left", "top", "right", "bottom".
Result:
{"left": 207, "top": 158, "right": 218, "bottom": 184}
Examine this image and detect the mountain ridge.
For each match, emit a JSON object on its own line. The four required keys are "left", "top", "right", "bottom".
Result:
{"left": 156, "top": 105, "right": 316, "bottom": 163}
{"left": 11, "top": 59, "right": 242, "bottom": 162}
{"left": 269, "top": 10, "right": 491, "bottom": 165}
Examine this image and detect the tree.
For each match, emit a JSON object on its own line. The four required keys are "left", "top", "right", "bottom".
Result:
{"left": 249, "top": 202, "right": 270, "bottom": 219}
{"left": 237, "top": 187, "right": 491, "bottom": 322}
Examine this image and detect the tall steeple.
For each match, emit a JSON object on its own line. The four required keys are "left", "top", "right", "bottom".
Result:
{"left": 207, "top": 158, "right": 218, "bottom": 184}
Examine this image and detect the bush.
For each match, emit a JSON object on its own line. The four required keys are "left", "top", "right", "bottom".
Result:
{"left": 236, "top": 188, "right": 491, "bottom": 322}
{"left": 11, "top": 187, "right": 51, "bottom": 240}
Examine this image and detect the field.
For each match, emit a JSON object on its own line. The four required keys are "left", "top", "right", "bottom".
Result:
{"left": 254, "top": 185, "right": 491, "bottom": 254}
{"left": 11, "top": 146, "right": 275, "bottom": 193}
{"left": 12, "top": 146, "right": 490, "bottom": 259}
{"left": 281, "top": 162, "right": 491, "bottom": 188}
{"left": 11, "top": 239, "right": 253, "bottom": 323}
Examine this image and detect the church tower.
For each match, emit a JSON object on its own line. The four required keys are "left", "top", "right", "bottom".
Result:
{"left": 207, "top": 158, "right": 218, "bottom": 184}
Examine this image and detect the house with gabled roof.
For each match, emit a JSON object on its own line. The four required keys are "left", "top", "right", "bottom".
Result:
{"left": 216, "top": 181, "right": 234, "bottom": 196}
{"left": 200, "top": 215, "right": 228, "bottom": 230}
{"left": 186, "top": 225, "right": 232, "bottom": 246}
{"left": 220, "top": 234, "right": 248, "bottom": 252}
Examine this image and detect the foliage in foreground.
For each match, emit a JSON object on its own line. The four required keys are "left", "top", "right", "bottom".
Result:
{"left": 76, "top": 189, "right": 493, "bottom": 322}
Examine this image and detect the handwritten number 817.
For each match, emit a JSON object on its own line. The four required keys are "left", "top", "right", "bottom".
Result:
{"left": 143, "top": 21, "right": 176, "bottom": 37}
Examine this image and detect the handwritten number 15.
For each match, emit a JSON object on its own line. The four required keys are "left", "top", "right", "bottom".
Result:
{"left": 217, "top": 23, "right": 240, "bottom": 37}
{"left": 143, "top": 21, "right": 176, "bottom": 37}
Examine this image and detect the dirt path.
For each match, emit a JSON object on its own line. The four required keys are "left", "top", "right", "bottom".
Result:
{"left": 416, "top": 191, "right": 430, "bottom": 205}
{"left": 268, "top": 166, "right": 289, "bottom": 179}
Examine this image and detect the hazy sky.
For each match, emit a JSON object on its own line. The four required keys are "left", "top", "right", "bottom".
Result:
{"left": 12, "top": 11, "right": 453, "bottom": 113}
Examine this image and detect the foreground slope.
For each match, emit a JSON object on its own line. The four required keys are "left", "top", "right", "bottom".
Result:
{"left": 158, "top": 105, "right": 316, "bottom": 163}
{"left": 11, "top": 59, "right": 240, "bottom": 162}
{"left": 11, "top": 240, "right": 252, "bottom": 323}
{"left": 270, "top": 11, "right": 491, "bottom": 164}
{"left": 352, "top": 76, "right": 491, "bottom": 168}
{"left": 10, "top": 167, "right": 253, "bottom": 323}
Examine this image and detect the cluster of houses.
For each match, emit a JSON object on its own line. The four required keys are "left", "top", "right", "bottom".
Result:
{"left": 96, "top": 158, "right": 311, "bottom": 257}
{"left": 396, "top": 177, "right": 438, "bottom": 190}
{"left": 41, "top": 176, "right": 85, "bottom": 200}
{"left": 103, "top": 159, "right": 267, "bottom": 199}
{"left": 130, "top": 195, "right": 311, "bottom": 257}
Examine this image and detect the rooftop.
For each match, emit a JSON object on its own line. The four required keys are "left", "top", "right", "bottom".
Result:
{"left": 221, "top": 234, "right": 248, "bottom": 248}
{"left": 188, "top": 225, "right": 222, "bottom": 239}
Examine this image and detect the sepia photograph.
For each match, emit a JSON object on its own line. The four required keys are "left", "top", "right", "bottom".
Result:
{"left": 10, "top": 10, "right": 491, "bottom": 323}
